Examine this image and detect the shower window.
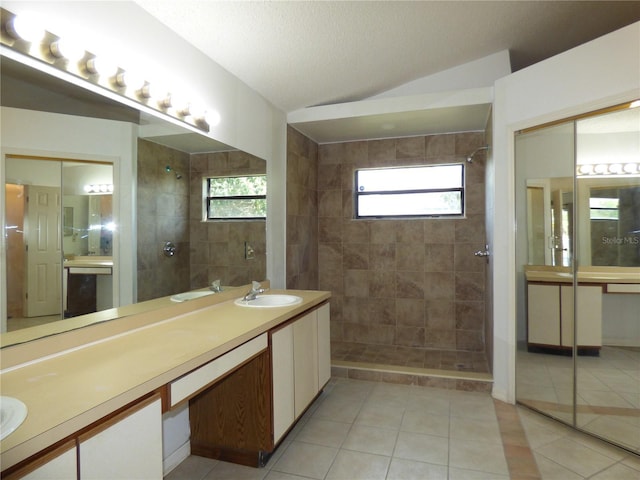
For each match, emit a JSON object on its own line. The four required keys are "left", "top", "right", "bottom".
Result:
{"left": 354, "top": 164, "right": 464, "bottom": 218}
{"left": 205, "top": 175, "right": 267, "bottom": 220}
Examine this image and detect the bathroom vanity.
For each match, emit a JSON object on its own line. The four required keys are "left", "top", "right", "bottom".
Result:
{"left": 0, "top": 286, "right": 331, "bottom": 478}
{"left": 525, "top": 266, "right": 640, "bottom": 354}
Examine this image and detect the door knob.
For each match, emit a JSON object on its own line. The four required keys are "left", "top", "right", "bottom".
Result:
{"left": 474, "top": 245, "right": 490, "bottom": 257}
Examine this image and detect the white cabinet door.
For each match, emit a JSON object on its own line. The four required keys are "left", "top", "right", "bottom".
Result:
{"left": 317, "top": 303, "right": 331, "bottom": 389}
{"left": 561, "top": 285, "right": 602, "bottom": 347}
{"left": 79, "top": 396, "right": 162, "bottom": 480}
{"left": 528, "top": 284, "right": 561, "bottom": 345}
{"left": 271, "top": 323, "right": 295, "bottom": 443}
{"left": 18, "top": 442, "right": 77, "bottom": 480}
{"left": 293, "top": 312, "right": 319, "bottom": 418}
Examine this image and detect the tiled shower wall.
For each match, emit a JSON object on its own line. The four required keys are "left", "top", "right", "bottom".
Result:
{"left": 286, "top": 126, "right": 319, "bottom": 290}
{"left": 136, "top": 139, "right": 191, "bottom": 301}
{"left": 317, "top": 133, "right": 488, "bottom": 352}
{"left": 189, "top": 150, "right": 266, "bottom": 288}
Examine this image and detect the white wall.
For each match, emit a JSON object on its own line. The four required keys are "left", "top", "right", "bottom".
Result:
{"left": 491, "top": 21, "right": 640, "bottom": 403}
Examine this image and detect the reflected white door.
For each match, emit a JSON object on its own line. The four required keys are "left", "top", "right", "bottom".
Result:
{"left": 25, "top": 186, "right": 62, "bottom": 317}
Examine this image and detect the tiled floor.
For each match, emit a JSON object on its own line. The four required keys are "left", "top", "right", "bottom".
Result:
{"left": 165, "top": 377, "right": 640, "bottom": 479}
{"left": 517, "top": 345, "right": 640, "bottom": 452}
{"left": 331, "top": 342, "right": 490, "bottom": 374}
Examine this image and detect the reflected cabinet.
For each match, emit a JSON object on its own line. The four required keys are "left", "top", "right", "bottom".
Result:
{"left": 515, "top": 103, "right": 640, "bottom": 454}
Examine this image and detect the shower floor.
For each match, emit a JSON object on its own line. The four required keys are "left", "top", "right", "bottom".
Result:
{"left": 331, "top": 341, "right": 490, "bottom": 374}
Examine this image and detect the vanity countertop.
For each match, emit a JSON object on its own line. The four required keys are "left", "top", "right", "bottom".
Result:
{"left": 0, "top": 288, "right": 330, "bottom": 469}
{"left": 63, "top": 256, "right": 113, "bottom": 268}
{"left": 525, "top": 266, "right": 640, "bottom": 284}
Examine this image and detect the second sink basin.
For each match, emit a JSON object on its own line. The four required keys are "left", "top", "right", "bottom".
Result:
{"left": 170, "top": 291, "right": 215, "bottom": 302}
{"left": 1, "top": 396, "right": 28, "bottom": 440}
{"left": 234, "top": 294, "right": 303, "bottom": 308}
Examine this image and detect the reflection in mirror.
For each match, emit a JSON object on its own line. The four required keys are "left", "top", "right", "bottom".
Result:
{"left": 517, "top": 104, "right": 640, "bottom": 454}
{"left": 1, "top": 54, "right": 266, "bottom": 345}
{"left": 526, "top": 177, "right": 574, "bottom": 267}
{"left": 5, "top": 158, "right": 114, "bottom": 331}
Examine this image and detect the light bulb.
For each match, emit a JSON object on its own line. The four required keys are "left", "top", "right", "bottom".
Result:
{"left": 86, "top": 55, "right": 119, "bottom": 77}
{"left": 205, "top": 110, "right": 221, "bottom": 127}
{"left": 115, "top": 70, "right": 145, "bottom": 90}
{"left": 594, "top": 164, "right": 607, "bottom": 174}
{"left": 608, "top": 164, "right": 622, "bottom": 174}
{"left": 50, "top": 38, "right": 85, "bottom": 62}
{"left": 6, "top": 14, "right": 45, "bottom": 42}
{"left": 623, "top": 163, "right": 639, "bottom": 174}
{"left": 578, "top": 164, "right": 593, "bottom": 175}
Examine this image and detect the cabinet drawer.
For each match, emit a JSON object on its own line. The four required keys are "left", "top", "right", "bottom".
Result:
{"left": 606, "top": 283, "right": 640, "bottom": 294}
{"left": 170, "top": 333, "right": 267, "bottom": 407}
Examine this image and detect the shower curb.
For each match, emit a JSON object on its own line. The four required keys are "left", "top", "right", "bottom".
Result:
{"left": 331, "top": 360, "right": 493, "bottom": 392}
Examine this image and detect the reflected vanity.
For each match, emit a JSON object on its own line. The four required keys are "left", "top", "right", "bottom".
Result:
{"left": 515, "top": 105, "right": 640, "bottom": 453}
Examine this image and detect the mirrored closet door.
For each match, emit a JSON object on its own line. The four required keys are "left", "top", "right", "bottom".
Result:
{"left": 515, "top": 103, "right": 640, "bottom": 453}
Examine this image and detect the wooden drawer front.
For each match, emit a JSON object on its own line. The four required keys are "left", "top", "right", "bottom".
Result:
{"left": 170, "top": 333, "right": 267, "bottom": 407}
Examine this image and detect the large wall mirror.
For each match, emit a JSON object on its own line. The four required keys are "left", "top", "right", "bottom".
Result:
{"left": 1, "top": 54, "right": 267, "bottom": 344}
{"left": 515, "top": 104, "right": 640, "bottom": 453}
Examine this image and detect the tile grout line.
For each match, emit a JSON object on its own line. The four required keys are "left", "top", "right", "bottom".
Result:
{"left": 493, "top": 399, "right": 543, "bottom": 480}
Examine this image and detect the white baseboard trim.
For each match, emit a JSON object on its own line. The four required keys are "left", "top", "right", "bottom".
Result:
{"left": 163, "top": 440, "right": 191, "bottom": 476}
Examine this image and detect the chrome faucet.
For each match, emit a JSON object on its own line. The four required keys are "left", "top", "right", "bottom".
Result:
{"left": 209, "top": 279, "right": 223, "bottom": 293}
{"left": 243, "top": 281, "right": 267, "bottom": 301}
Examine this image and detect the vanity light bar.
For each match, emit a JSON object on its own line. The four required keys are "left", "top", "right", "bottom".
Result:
{"left": 84, "top": 184, "right": 114, "bottom": 194}
{"left": 577, "top": 162, "right": 640, "bottom": 177}
{"left": 0, "top": 8, "right": 220, "bottom": 132}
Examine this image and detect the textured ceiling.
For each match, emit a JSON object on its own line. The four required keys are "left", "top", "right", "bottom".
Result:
{"left": 135, "top": 1, "right": 640, "bottom": 113}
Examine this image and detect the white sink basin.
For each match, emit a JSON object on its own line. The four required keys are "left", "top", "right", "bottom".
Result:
{"left": 170, "top": 291, "right": 215, "bottom": 302}
{"left": 1, "top": 396, "right": 27, "bottom": 440}
{"left": 234, "top": 294, "right": 303, "bottom": 308}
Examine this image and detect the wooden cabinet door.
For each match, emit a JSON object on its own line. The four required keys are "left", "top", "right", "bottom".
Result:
{"left": 271, "top": 323, "right": 295, "bottom": 443}
{"left": 79, "top": 395, "right": 162, "bottom": 480}
{"left": 293, "top": 311, "right": 319, "bottom": 418}
{"left": 528, "top": 284, "right": 561, "bottom": 346}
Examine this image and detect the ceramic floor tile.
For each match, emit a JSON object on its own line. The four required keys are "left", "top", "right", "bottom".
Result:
{"left": 386, "top": 458, "right": 448, "bottom": 480}
{"left": 400, "top": 409, "right": 450, "bottom": 437}
{"left": 294, "top": 417, "right": 351, "bottom": 447}
{"left": 169, "top": 377, "right": 635, "bottom": 480}
{"left": 312, "top": 395, "right": 362, "bottom": 423}
{"left": 263, "top": 471, "right": 312, "bottom": 480}
{"left": 534, "top": 437, "right": 619, "bottom": 477}
{"left": 393, "top": 431, "right": 449, "bottom": 465}
{"left": 325, "top": 449, "right": 390, "bottom": 480}
{"left": 341, "top": 424, "right": 398, "bottom": 456}
{"left": 449, "top": 415, "right": 502, "bottom": 444}
{"left": 271, "top": 441, "right": 338, "bottom": 479}
{"left": 203, "top": 460, "right": 267, "bottom": 480}
{"left": 405, "top": 393, "right": 450, "bottom": 416}
{"left": 355, "top": 404, "right": 405, "bottom": 429}
{"left": 448, "top": 438, "right": 509, "bottom": 476}
{"left": 589, "top": 462, "right": 640, "bottom": 480}
{"left": 164, "top": 455, "right": 218, "bottom": 480}
{"left": 533, "top": 453, "right": 584, "bottom": 480}
{"left": 447, "top": 466, "right": 510, "bottom": 479}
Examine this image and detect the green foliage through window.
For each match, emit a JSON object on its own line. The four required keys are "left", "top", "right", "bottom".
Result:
{"left": 206, "top": 175, "right": 267, "bottom": 220}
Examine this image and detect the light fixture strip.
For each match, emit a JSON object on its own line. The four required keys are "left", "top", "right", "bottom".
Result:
{"left": 0, "top": 7, "right": 216, "bottom": 133}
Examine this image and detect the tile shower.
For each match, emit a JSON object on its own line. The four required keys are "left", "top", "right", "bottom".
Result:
{"left": 287, "top": 129, "right": 491, "bottom": 383}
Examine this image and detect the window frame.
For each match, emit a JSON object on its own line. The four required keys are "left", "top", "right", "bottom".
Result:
{"left": 205, "top": 174, "right": 267, "bottom": 221}
{"left": 354, "top": 163, "right": 465, "bottom": 219}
